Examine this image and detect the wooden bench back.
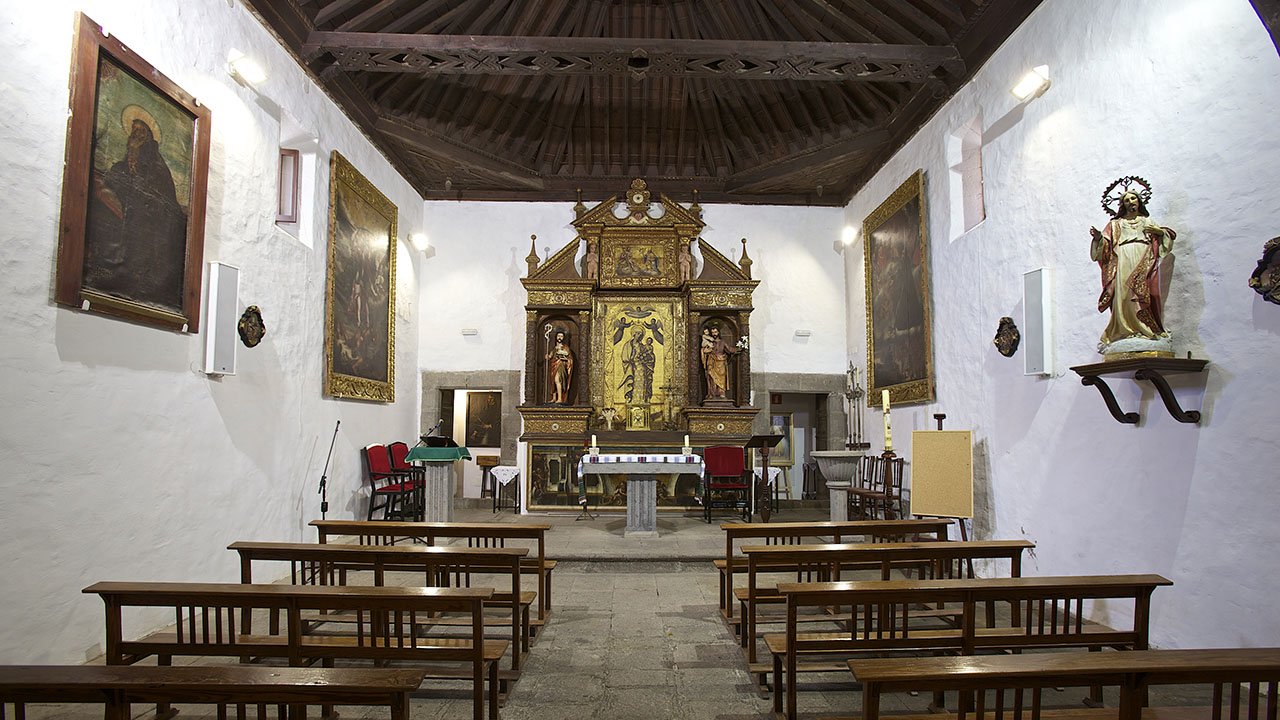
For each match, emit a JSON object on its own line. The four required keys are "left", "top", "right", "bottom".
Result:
{"left": 230, "top": 541, "right": 526, "bottom": 588}
{"left": 849, "top": 648, "right": 1280, "bottom": 720}
{"left": 743, "top": 540, "right": 1033, "bottom": 582}
{"left": 778, "top": 573, "right": 1171, "bottom": 655}
{"left": 310, "top": 520, "right": 550, "bottom": 546}
{"left": 83, "top": 581, "right": 492, "bottom": 662}
{"left": 722, "top": 519, "right": 953, "bottom": 558}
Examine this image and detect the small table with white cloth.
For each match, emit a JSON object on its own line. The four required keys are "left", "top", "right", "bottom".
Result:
{"left": 490, "top": 465, "right": 520, "bottom": 513}
{"left": 577, "top": 453, "right": 704, "bottom": 537}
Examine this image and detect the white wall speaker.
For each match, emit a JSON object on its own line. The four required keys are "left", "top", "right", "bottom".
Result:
{"left": 204, "top": 261, "right": 240, "bottom": 375}
{"left": 1023, "top": 267, "right": 1052, "bottom": 375}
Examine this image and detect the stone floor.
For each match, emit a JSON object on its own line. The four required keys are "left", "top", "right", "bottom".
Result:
{"left": 29, "top": 506, "right": 1220, "bottom": 720}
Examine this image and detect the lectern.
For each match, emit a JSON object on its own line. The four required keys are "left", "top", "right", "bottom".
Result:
{"left": 405, "top": 438, "right": 471, "bottom": 522}
{"left": 744, "top": 434, "right": 784, "bottom": 522}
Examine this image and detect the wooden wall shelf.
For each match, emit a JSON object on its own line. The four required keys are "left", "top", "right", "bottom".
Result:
{"left": 1069, "top": 357, "right": 1209, "bottom": 425}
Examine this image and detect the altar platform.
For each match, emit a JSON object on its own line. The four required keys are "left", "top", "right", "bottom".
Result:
{"left": 443, "top": 503, "right": 828, "bottom": 562}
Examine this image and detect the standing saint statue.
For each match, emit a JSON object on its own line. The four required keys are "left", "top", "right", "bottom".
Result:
{"left": 584, "top": 240, "right": 598, "bottom": 280}
{"left": 1089, "top": 177, "right": 1176, "bottom": 357}
{"left": 701, "top": 324, "right": 741, "bottom": 401}
{"left": 545, "top": 329, "right": 574, "bottom": 404}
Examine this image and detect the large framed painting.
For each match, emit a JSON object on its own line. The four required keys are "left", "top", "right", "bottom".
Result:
{"left": 55, "top": 13, "right": 211, "bottom": 332}
{"left": 863, "top": 170, "right": 935, "bottom": 405}
{"left": 589, "top": 295, "right": 688, "bottom": 430}
{"left": 465, "top": 391, "right": 501, "bottom": 447}
{"left": 324, "top": 151, "right": 396, "bottom": 402}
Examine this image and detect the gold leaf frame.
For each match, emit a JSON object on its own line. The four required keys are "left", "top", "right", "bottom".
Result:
{"left": 324, "top": 151, "right": 397, "bottom": 402}
{"left": 863, "top": 169, "right": 935, "bottom": 405}
{"left": 598, "top": 230, "right": 681, "bottom": 289}
{"left": 590, "top": 294, "right": 688, "bottom": 421}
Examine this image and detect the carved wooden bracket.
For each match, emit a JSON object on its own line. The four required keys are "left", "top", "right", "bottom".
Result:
{"left": 1069, "top": 358, "right": 1209, "bottom": 425}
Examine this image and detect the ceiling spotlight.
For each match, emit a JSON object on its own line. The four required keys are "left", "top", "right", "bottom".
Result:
{"left": 1011, "top": 65, "right": 1050, "bottom": 101}
{"left": 227, "top": 49, "right": 267, "bottom": 86}
{"left": 444, "top": 177, "right": 453, "bottom": 191}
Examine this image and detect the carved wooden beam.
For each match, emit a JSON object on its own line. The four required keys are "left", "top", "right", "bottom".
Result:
{"left": 303, "top": 32, "right": 965, "bottom": 82}
{"left": 725, "top": 128, "right": 888, "bottom": 191}
{"left": 376, "top": 115, "right": 545, "bottom": 189}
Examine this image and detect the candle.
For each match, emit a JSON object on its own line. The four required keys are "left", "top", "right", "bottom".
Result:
{"left": 591, "top": 434, "right": 597, "bottom": 447}
{"left": 882, "top": 389, "right": 893, "bottom": 452}
{"left": 683, "top": 435, "right": 690, "bottom": 447}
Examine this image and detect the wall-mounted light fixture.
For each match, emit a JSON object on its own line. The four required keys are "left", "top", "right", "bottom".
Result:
{"left": 1011, "top": 65, "right": 1050, "bottom": 101}
{"left": 460, "top": 328, "right": 479, "bottom": 336}
{"left": 411, "top": 233, "right": 429, "bottom": 252}
{"left": 227, "top": 49, "right": 268, "bottom": 86}
{"left": 794, "top": 329, "right": 812, "bottom": 338}
{"left": 834, "top": 225, "right": 859, "bottom": 252}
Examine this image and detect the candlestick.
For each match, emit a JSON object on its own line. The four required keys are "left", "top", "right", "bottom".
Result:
{"left": 882, "top": 389, "right": 893, "bottom": 452}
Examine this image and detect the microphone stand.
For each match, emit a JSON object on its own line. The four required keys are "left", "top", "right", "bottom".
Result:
{"left": 318, "top": 420, "right": 340, "bottom": 519}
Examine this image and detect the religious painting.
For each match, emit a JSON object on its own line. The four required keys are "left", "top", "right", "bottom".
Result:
{"left": 598, "top": 233, "right": 679, "bottom": 289}
{"left": 465, "top": 391, "right": 501, "bottom": 447}
{"left": 591, "top": 296, "right": 687, "bottom": 431}
{"left": 863, "top": 170, "right": 935, "bottom": 405}
{"left": 768, "top": 412, "right": 794, "bottom": 466}
{"left": 55, "top": 13, "right": 210, "bottom": 332}
{"left": 324, "top": 151, "right": 397, "bottom": 402}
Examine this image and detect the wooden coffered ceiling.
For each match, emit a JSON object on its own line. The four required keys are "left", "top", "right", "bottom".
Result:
{"left": 244, "top": 0, "right": 1043, "bottom": 206}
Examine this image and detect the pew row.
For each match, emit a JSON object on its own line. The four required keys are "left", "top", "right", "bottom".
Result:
{"left": 717, "top": 519, "right": 954, "bottom": 620}
{"left": 769, "top": 574, "right": 1173, "bottom": 720}
{"left": 739, "top": 540, "right": 1034, "bottom": 663}
{"left": 0, "top": 665, "right": 425, "bottom": 720}
{"left": 229, "top": 541, "right": 533, "bottom": 671}
{"left": 310, "top": 520, "right": 554, "bottom": 624}
{"left": 83, "top": 582, "right": 505, "bottom": 720}
{"left": 846, "top": 648, "right": 1280, "bottom": 720}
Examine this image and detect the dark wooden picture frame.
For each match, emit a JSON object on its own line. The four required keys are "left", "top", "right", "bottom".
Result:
{"left": 324, "top": 151, "right": 396, "bottom": 402}
{"left": 863, "top": 169, "right": 935, "bottom": 405}
{"left": 465, "top": 391, "right": 502, "bottom": 447}
{"left": 55, "top": 12, "right": 211, "bottom": 332}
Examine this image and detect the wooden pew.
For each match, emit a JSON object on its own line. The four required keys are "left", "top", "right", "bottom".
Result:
{"left": 848, "top": 648, "right": 1280, "bottom": 720}
{"left": 310, "top": 520, "right": 554, "bottom": 624}
{"left": 717, "top": 518, "right": 953, "bottom": 622}
{"left": 0, "top": 665, "right": 425, "bottom": 720}
{"left": 771, "top": 573, "right": 1173, "bottom": 720}
{"left": 83, "top": 581, "right": 505, "bottom": 720}
{"left": 229, "top": 541, "right": 532, "bottom": 671}
{"left": 739, "top": 540, "right": 1034, "bottom": 663}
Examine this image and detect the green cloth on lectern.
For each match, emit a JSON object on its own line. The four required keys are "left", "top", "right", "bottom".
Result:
{"left": 405, "top": 446, "right": 472, "bottom": 462}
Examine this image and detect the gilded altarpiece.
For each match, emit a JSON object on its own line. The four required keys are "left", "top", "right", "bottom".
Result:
{"left": 519, "top": 179, "right": 758, "bottom": 511}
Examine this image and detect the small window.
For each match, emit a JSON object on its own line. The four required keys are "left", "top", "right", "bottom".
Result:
{"left": 947, "top": 111, "right": 985, "bottom": 240}
{"left": 276, "top": 148, "right": 300, "bottom": 223}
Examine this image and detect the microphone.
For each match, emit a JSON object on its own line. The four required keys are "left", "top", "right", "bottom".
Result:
{"left": 420, "top": 419, "right": 444, "bottom": 444}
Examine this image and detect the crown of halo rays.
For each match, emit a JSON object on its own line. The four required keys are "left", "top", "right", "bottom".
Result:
{"left": 1100, "top": 175, "right": 1153, "bottom": 218}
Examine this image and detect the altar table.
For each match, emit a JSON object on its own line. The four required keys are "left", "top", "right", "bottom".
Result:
{"left": 577, "top": 454, "right": 704, "bottom": 537}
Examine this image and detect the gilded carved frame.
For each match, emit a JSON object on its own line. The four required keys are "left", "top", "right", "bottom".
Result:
{"left": 863, "top": 169, "right": 935, "bottom": 405}
{"left": 324, "top": 151, "right": 397, "bottom": 402}
{"left": 590, "top": 294, "right": 688, "bottom": 426}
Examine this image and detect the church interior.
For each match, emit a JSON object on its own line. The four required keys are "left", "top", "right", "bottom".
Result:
{"left": 2, "top": 0, "right": 1280, "bottom": 718}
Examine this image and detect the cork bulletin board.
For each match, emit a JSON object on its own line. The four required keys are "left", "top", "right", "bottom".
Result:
{"left": 910, "top": 430, "right": 973, "bottom": 519}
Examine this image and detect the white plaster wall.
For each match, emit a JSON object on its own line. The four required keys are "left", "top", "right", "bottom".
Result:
{"left": 843, "top": 0, "right": 1280, "bottom": 649}
{"left": 0, "top": 0, "right": 423, "bottom": 663}
{"left": 419, "top": 200, "right": 846, "bottom": 376}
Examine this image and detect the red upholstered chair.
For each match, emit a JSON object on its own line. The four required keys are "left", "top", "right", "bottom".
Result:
{"left": 387, "top": 441, "right": 425, "bottom": 521}
{"left": 702, "top": 445, "right": 750, "bottom": 523}
{"left": 363, "top": 444, "right": 416, "bottom": 521}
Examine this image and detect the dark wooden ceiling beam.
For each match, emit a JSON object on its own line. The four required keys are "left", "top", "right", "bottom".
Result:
{"left": 375, "top": 115, "right": 544, "bottom": 189}
{"left": 724, "top": 128, "right": 889, "bottom": 191}
{"left": 377, "top": 0, "right": 451, "bottom": 34}
{"left": 305, "top": 31, "right": 965, "bottom": 82}
{"left": 313, "top": 0, "right": 364, "bottom": 28}
{"left": 915, "top": 0, "right": 970, "bottom": 27}
{"left": 1250, "top": 0, "right": 1280, "bottom": 56}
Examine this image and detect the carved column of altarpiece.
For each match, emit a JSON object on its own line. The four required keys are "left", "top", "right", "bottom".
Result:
{"left": 518, "top": 180, "right": 759, "bottom": 511}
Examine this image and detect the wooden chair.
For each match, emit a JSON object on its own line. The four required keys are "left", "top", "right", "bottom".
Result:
{"left": 703, "top": 445, "right": 750, "bottom": 523}
{"left": 848, "top": 454, "right": 882, "bottom": 520}
{"left": 864, "top": 456, "right": 905, "bottom": 520}
{"left": 363, "top": 444, "right": 416, "bottom": 521}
